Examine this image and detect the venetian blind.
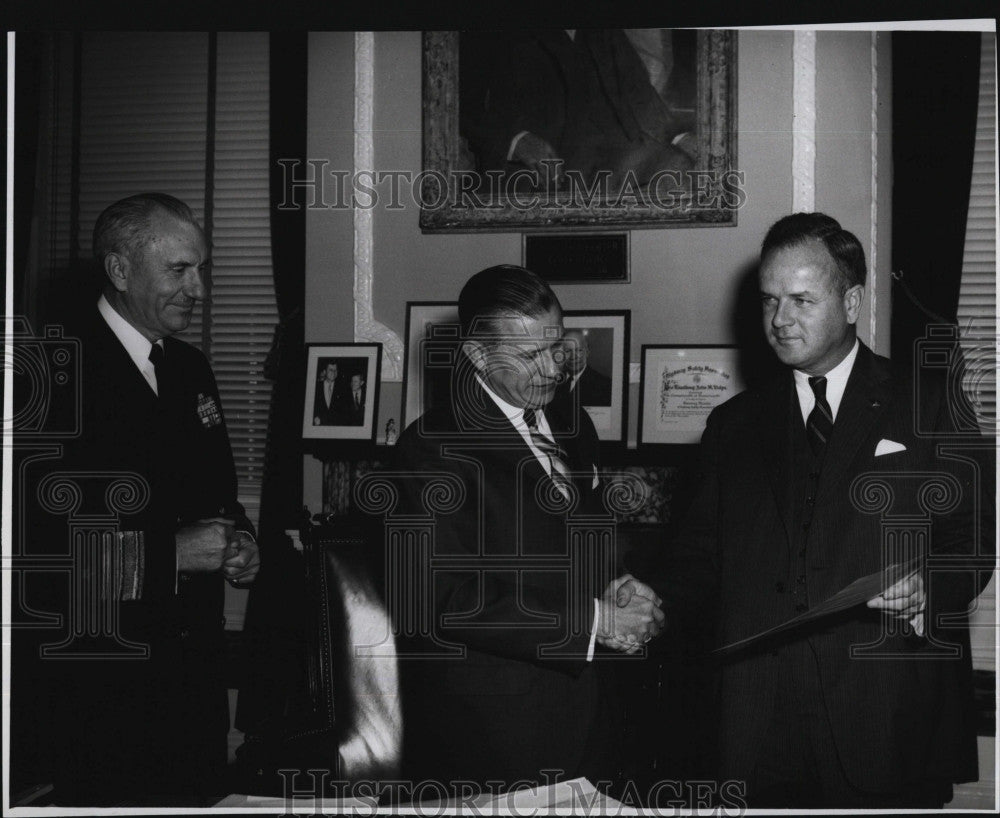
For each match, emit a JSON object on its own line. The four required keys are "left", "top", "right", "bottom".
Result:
{"left": 76, "top": 31, "right": 277, "bottom": 502}
{"left": 957, "top": 33, "right": 997, "bottom": 674}
{"left": 957, "top": 32, "right": 997, "bottom": 436}
{"left": 211, "top": 33, "right": 276, "bottom": 496}
{"left": 78, "top": 32, "right": 209, "bottom": 345}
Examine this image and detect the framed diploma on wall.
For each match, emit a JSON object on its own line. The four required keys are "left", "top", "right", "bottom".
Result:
{"left": 639, "top": 345, "right": 745, "bottom": 445}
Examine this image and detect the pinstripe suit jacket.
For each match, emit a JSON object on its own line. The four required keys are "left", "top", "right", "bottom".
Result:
{"left": 390, "top": 377, "right": 622, "bottom": 789}
{"left": 662, "top": 343, "right": 993, "bottom": 791}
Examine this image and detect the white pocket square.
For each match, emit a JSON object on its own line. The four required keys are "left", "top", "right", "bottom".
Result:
{"left": 875, "top": 439, "right": 907, "bottom": 456}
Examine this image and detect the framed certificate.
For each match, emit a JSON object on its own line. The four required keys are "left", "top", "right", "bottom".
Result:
{"left": 639, "top": 345, "right": 745, "bottom": 445}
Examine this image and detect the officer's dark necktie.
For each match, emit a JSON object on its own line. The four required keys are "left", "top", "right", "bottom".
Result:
{"left": 806, "top": 375, "right": 834, "bottom": 457}
{"left": 522, "top": 408, "right": 573, "bottom": 496}
{"left": 148, "top": 342, "right": 167, "bottom": 398}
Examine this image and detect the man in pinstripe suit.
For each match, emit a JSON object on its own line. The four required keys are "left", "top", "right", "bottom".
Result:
{"left": 652, "top": 213, "right": 993, "bottom": 807}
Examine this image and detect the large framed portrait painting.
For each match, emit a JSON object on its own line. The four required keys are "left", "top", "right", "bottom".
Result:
{"left": 421, "top": 29, "right": 738, "bottom": 231}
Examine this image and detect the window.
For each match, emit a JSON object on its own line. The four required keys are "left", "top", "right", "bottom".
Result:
{"left": 73, "top": 31, "right": 277, "bottom": 512}
{"left": 957, "top": 32, "right": 996, "bottom": 673}
{"left": 957, "top": 32, "right": 997, "bottom": 436}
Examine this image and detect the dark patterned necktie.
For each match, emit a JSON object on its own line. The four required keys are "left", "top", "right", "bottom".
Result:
{"left": 806, "top": 376, "right": 834, "bottom": 457}
{"left": 148, "top": 343, "right": 167, "bottom": 397}
{"left": 522, "top": 408, "right": 573, "bottom": 496}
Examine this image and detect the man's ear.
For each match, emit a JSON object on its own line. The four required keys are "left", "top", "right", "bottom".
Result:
{"left": 844, "top": 284, "right": 864, "bottom": 325}
{"left": 462, "top": 339, "right": 489, "bottom": 375}
{"left": 104, "top": 253, "right": 130, "bottom": 293}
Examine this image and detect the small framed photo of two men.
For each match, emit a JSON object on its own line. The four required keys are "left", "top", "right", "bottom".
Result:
{"left": 303, "top": 343, "right": 382, "bottom": 441}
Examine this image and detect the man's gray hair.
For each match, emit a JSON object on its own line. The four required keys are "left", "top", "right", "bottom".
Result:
{"left": 92, "top": 193, "right": 199, "bottom": 263}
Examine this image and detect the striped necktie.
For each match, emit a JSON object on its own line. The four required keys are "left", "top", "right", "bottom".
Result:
{"left": 806, "top": 376, "right": 834, "bottom": 457}
{"left": 522, "top": 408, "right": 574, "bottom": 496}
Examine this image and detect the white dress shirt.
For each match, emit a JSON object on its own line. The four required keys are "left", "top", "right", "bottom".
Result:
{"left": 476, "top": 375, "right": 602, "bottom": 660}
{"left": 793, "top": 339, "right": 860, "bottom": 424}
{"left": 98, "top": 294, "right": 163, "bottom": 395}
{"left": 475, "top": 375, "right": 561, "bottom": 477}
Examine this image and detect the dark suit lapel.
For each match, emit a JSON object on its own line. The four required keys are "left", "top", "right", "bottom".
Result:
{"left": 816, "top": 343, "right": 891, "bottom": 502}
{"left": 759, "top": 372, "right": 798, "bottom": 547}
{"left": 87, "top": 310, "right": 160, "bottom": 409}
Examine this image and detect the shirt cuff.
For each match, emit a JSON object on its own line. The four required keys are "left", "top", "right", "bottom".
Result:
{"left": 507, "top": 130, "right": 531, "bottom": 161}
{"left": 587, "top": 597, "right": 600, "bottom": 662}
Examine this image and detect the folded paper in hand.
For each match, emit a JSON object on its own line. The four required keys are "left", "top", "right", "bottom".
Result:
{"left": 711, "top": 556, "right": 922, "bottom": 657}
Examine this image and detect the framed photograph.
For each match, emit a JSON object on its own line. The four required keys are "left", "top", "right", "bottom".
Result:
{"left": 303, "top": 343, "right": 382, "bottom": 441}
{"left": 421, "top": 29, "right": 738, "bottom": 232}
{"left": 402, "top": 302, "right": 462, "bottom": 430}
{"left": 561, "top": 311, "right": 630, "bottom": 443}
{"left": 639, "top": 345, "right": 745, "bottom": 445}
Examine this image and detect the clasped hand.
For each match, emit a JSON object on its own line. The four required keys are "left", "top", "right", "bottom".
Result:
{"left": 176, "top": 517, "right": 260, "bottom": 586}
{"left": 597, "top": 574, "right": 665, "bottom": 655}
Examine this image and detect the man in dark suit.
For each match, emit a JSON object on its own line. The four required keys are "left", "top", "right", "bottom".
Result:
{"left": 313, "top": 360, "right": 346, "bottom": 425}
{"left": 13, "top": 193, "right": 260, "bottom": 805}
{"left": 340, "top": 372, "right": 366, "bottom": 425}
{"left": 557, "top": 329, "right": 613, "bottom": 406}
{"left": 644, "top": 213, "right": 993, "bottom": 807}
{"left": 460, "top": 30, "right": 694, "bottom": 191}
{"left": 390, "top": 265, "right": 663, "bottom": 795}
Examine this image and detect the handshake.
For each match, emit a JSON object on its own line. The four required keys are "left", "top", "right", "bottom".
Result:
{"left": 597, "top": 574, "right": 664, "bottom": 655}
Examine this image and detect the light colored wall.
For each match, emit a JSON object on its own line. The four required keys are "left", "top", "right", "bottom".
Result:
{"left": 815, "top": 31, "right": 894, "bottom": 353}
{"left": 304, "top": 32, "right": 356, "bottom": 509}
{"left": 303, "top": 30, "right": 893, "bottom": 510}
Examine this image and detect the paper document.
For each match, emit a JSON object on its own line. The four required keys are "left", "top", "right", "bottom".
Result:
{"left": 213, "top": 793, "right": 377, "bottom": 811}
{"left": 711, "top": 556, "right": 923, "bottom": 657}
{"left": 418, "top": 777, "right": 637, "bottom": 813}
{"left": 215, "top": 778, "right": 634, "bottom": 812}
